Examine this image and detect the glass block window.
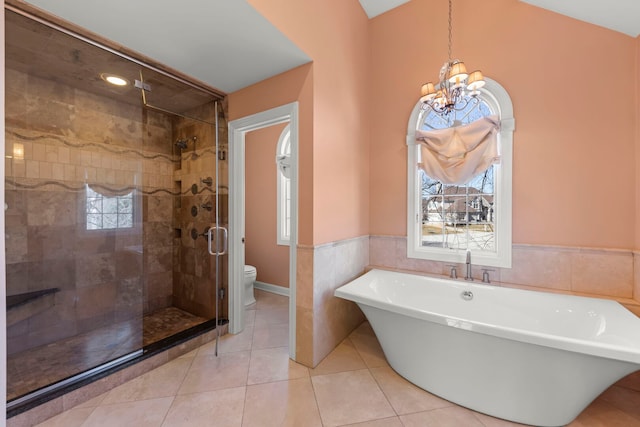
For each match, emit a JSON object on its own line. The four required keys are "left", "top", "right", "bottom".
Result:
{"left": 86, "top": 186, "right": 134, "bottom": 230}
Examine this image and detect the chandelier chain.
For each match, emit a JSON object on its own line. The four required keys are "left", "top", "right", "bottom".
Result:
{"left": 420, "top": 0, "right": 485, "bottom": 116}
{"left": 447, "top": 0, "right": 452, "bottom": 61}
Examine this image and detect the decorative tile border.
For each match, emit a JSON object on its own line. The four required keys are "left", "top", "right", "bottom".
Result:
{"left": 7, "top": 130, "right": 179, "bottom": 163}
{"left": 6, "top": 177, "right": 226, "bottom": 197}
{"left": 5, "top": 178, "right": 179, "bottom": 196}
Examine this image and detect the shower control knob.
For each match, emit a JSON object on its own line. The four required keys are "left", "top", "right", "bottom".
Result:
{"left": 190, "top": 228, "right": 199, "bottom": 240}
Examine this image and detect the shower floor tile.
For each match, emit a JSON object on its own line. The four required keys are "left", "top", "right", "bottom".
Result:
{"left": 142, "top": 307, "right": 208, "bottom": 346}
{"left": 7, "top": 307, "right": 208, "bottom": 401}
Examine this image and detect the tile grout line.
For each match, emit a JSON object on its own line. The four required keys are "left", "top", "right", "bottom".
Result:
{"left": 254, "top": 293, "right": 326, "bottom": 425}
{"left": 239, "top": 384, "right": 248, "bottom": 427}
{"left": 352, "top": 336, "right": 405, "bottom": 426}
{"left": 179, "top": 350, "right": 199, "bottom": 383}
{"left": 156, "top": 396, "right": 177, "bottom": 427}
{"left": 308, "top": 371, "right": 327, "bottom": 427}
{"left": 77, "top": 402, "right": 101, "bottom": 427}
{"left": 161, "top": 347, "right": 200, "bottom": 421}
{"left": 367, "top": 364, "right": 400, "bottom": 420}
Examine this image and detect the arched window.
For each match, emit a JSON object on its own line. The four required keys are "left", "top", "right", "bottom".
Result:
{"left": 275, "top": 125, "right": 291, "bottom": 245}
{"left": 406, "top": 78, "right": 515, "bottom": 268}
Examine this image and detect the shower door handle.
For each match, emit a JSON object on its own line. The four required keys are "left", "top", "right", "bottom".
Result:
{"left": 207, "top": 225, "right": 228, "bottom": 256}
{"left": 218, "top": 226, "right": 228, "bottom": 256}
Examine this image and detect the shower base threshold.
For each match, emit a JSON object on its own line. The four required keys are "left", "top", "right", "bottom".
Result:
{"left": 7, "top": 310, "right": 228, "bottom": 422}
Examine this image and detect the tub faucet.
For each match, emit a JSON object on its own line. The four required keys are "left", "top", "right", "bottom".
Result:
{"left": 482, "top": 269, "right": 494, "bottom": 284}
{"left": 465, "top": 250, "right": 473, "bottom": 281}
{"left": 447, "top": 264, "right": 458, "bottom": 279}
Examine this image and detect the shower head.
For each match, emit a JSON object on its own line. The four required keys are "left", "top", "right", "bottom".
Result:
{"left": 175, "top": 136, "right": 196, "bottom": 150}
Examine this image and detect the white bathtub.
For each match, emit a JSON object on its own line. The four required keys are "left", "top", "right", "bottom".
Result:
{"left": 335, "top": 269, "right": 640, "bottom": 427}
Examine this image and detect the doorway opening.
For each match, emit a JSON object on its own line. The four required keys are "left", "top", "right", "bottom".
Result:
{"left": 228, "top": 103, "right": 299, "bottom": 359}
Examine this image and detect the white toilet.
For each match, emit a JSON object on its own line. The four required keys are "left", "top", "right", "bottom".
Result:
{"left": 244, "top": 265, "right": 257, "bottom": 306}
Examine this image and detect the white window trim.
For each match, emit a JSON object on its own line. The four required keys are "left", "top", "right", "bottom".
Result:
{"left": 276, "top": 125, "right": 291, "bottom": 246}
{"left": 406, "top": 78, "right": 515, "bottom": 268}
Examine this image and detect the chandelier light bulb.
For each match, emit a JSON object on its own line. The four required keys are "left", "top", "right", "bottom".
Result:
{"left": 447, "top": 61, "right": 468, "bottom": 84}
{"left": 421, "top": 82, "right": 437, "bottom": 101}
{"left": 466, "top": 70, "right": 486, "bottom": 91}
{"left": 419, "top": 0, "right": 485, "bottom": 115}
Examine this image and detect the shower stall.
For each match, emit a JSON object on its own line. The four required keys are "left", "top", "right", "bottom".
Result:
{"left": 4, "top": 5, "right": 228, "bottom": 414}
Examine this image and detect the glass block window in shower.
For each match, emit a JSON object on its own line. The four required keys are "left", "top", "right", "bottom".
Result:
{"left": 85, "top": 185, "right": 134, "bottom": 230}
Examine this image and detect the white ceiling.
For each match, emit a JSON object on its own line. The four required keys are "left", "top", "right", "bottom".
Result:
{"left": 25, "top": 0, "right": 311, "bottom": 94}
{"left": 360, "top": 0, "right": 640, "bottom": 37}
{"left": 521, "top": 0, "right": 640, "bottom": 37}
{"left": 22, "top": 0, "right": 639, "bottom": 97}
{"left": 358, "top": 0, "right": 411, "bottom": 19}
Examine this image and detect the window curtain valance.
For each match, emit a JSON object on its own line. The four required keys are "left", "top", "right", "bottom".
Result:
{"left": 87, "top": 183, "right": 135, "bottom": 197}
{"left": 415, "top": 114, "right": 500, "bottom": 185}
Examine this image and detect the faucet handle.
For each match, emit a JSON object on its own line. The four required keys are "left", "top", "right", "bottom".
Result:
{"left": 446, "top": 264, "right": 458, "bottom": 279}
{"left": 481, "top": 268, "right": 495, "bottom": 284}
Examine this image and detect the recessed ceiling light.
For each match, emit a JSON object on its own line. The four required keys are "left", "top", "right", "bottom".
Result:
{"left": 100, "top": 73, "right": 129, "bottom": 86}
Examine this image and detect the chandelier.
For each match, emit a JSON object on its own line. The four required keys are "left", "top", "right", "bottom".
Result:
{"left": 420, "top": 0, "right": 485, "bottom": 115}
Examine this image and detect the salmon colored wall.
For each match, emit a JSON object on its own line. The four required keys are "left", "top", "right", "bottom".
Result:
{"left": 229, "top": 63, "right": 314, "bottom": 246}
{"left": 369, "top": 0, "right": 637, "bottom": 250}
{"left": 246, "top": 0, "right": 370, "bottom": 245}
{"left": 245, "top": 123, "right": 290, "bottom": 287}
{"left": 636, "top": 35, "right": 640, "bottom": 251}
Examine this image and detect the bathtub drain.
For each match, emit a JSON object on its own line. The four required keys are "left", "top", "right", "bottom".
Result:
{"left": 461, "top": 290, "right": 473, "bottom": 301}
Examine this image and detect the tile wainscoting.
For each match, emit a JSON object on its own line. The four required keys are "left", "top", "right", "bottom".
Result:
{"left": 297, "top": 235, "right": 639, "bottom": 368}
{"left": 370, "top": 235, "right": 640, "bottom": 315}
{"left": 296, "top": 236, "right": 369, "bottom": 367}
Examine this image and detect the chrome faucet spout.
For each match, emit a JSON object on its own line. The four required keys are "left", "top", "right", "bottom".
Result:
{"left": 465, "top": 250, "right": 473, "bottom": 281}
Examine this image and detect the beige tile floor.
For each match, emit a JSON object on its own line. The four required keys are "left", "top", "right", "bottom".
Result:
{"left": 35, "top": 289, "right": 640, "bottom": 427}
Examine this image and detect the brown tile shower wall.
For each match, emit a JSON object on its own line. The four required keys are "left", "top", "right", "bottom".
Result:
{"left": 4, "top": 68, "right": 177, "bottom": 355}
{"left": 172, "top": 102, "right": 229, "bottom": 320}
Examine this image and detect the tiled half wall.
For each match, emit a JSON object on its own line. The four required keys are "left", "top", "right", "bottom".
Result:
{"left": 370, "top": 235, "right": 640, "bottom": 314}
{"left": 296, "top": 236, "right": 369, "bottom": 367}
{"left": 298, "top": 235, "right": 640, "bottom": 367}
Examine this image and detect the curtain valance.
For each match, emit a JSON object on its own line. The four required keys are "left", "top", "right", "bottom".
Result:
{"left": 415, "top": 114, "right": 500, "bottom": 185}
{"left": 87, "top": 183, "right": 135, "bottom": 198}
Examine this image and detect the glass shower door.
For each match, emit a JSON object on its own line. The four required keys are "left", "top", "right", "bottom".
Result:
{"left": 4, "top": 7, "right": 227, "bottom": 410}
{"left": 4, "top": 10, "right": 147, "bottom": 402}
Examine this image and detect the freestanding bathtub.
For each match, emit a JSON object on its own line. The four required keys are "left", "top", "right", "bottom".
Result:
{"left": 335, "top": 269, "right": 640, "bottom": 427}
